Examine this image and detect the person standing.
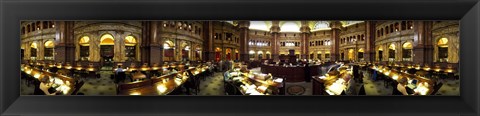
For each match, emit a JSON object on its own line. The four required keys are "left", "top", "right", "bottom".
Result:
{"left": 304, "top": 63, "right": 311, "bottom": 82}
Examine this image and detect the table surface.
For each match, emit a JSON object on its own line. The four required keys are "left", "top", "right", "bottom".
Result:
{"left": 117, "top": 67, "right": 207, "bottom": 95}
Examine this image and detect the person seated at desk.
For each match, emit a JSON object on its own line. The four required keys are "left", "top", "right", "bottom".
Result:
{"left": 165, "top": 66, "right": 178, "bottom": 75}
{"left": 34, "top": 76, "right": 62, "bottom": 95}
{"left": 344, "top": 74, "right": 357, "bottom": 95}
{"left": 224, "top": 70, "right": 232, "bottom": 82}
{"left": 393, "top": 77, "right": 418, "bottom": 95}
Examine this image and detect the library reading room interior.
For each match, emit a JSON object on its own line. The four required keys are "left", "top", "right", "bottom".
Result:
{"left": 20, "top": 21, "right": 460, "bottom": 96}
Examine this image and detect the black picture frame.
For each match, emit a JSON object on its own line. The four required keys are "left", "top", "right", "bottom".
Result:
{"left": 1, "top": 0, "right": 479, "bottom": 116}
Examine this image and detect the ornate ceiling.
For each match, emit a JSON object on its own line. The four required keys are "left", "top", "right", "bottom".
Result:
{"left": 243, "top": 21, "right": 364, "bottom": 32}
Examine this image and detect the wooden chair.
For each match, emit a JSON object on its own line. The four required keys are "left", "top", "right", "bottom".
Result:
{"left": 430, "top": 83, "right": 444, "bottom": 95}
{"left": 71, "top": 81, "right": 85, "bottom": 95}
{"left": 358, "top": 84, "right": 366, "bottom": 95}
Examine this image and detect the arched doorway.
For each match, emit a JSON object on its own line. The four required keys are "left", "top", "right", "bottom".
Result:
{"left": 317, "top": 51, "right": 322, "bottom": 60}
{"left": 388, "top": 43, "right": 396, "bottom": 62}
{"left": 249, "top": 50, "right": 255, "bottom": 61}
{"left": 225, "top": 48, "right": 232, "bottom": 60}
{"left": 215, "top": 47, "right": 222, "bottom": 62}
{"left": 100, "top": 34, "right": 115, "bottom": 67}
{"left": 163, "top": 40, "right": 175, "bottom": 61}
{"left": 437, "top": 38, "right": 449, "bottom": 62}
{"left": 358, "top": 48, "right": 364, "bottom": 61}
{"left": 79, "top": 36, "right": 90, "bottom": 61}
{"left": 402, "top": 42, "right": 413, "bottom": 61}
{"left": 378, "top": 47, "right": 383, "bottom": 61}
{"left": 265, "top": 51, "right": 271, "bottom": 60}
{"left": 348, "top": 49, "right": 354, "bottom": 61}
{"left": 180, "top": 42, "right": 190, "bottom": 61}
{"left": 257, "top": 51, "right": 263, "bottom": 60}
{"left": 125, "top": 35, "right": 137, "bottom": 62}
{"left": 30, "top": 42, "right": 38, "bottom": 61}
{"left": 44, "top": 40, "right": 55, "bottom": 60}
{"left": 194, "top": 45, "right": 202, "bottom": 61}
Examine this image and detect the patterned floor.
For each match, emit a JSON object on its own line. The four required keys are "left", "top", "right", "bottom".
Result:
{"left": 198, "top": 72, "right": 225, "bottom": 95}
{"left": 20, "top": 67, "right": 460, "bottom": 96}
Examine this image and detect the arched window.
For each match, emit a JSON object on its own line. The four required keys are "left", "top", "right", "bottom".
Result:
{"left": 36, "top": 21, "right": 41, "bottom": 30}
{"left": 437, "top": 38, "right": 449, "bottom": 62}
{"left": 401, "top": 21, "right": 406, "bottom": 30}
{"left": 43, "top": 21, "right": 48, "bottom": 29}
{"left": 402, "top": 42, "right": 413, "bottom": 61}
{"left": 385, "top": 26, "right": 389, "bottom": 34}
{"left": 31, "top": 23, "right": 35, "bottom": 32}
{"left": 407, "top": 21, "right": 413, "bottom": 29}
{"left": 79, "top": 36, "right": 90, "bottom": 61}
{"left": 27, "top": 25, "right": 31, "bottom": 33}
{"left": 377, "top": 30, "right": 380, "bottom": 37}
{"left": 22, "top": 27, "right": 25, "bottom": 35}
{"left": 381, "top": 28, "right": 384, "bottom": 36}
{"left": 125, "top": 35, "right": 137, "bottom": 61}
{"left": 394, "top": 22, "right": 399, "bottom": 31}
{"left": 390, "top": 24, "right": 394, "bottom": 33}
{"left": 388, "top": 43, "right": 396, "bottom": 61}
{"left": 361, "top": 34, "right": 365, "bottom": 41}
{"left": 49, "top": 21, "right": 54, "bottom": 28}
{"left": 44, "top": 40, "right": 55, "bottom": 60}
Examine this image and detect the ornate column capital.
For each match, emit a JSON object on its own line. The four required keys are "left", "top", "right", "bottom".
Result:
{"left": 238, "top": 21, "right": 250, "bottom": 29}
{"left": 300, "top": 21, "right": 311, "bottom": 33}
{"left": 329, "top": 21, "right": 343, "bottom": 29}
{"left": 270, "top": 21, "right": 281, "bottom": 33}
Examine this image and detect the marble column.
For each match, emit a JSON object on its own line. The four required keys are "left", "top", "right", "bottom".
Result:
{"left": 364, "top": 21, "right": 376, "bottom": 63}
{"left": 330, "top": 21, "right": 342, "bottom": 61}
{"left": 54, "top": 21, "right": 75, "bottom": 64}
{"left": 300, "top": 21, "right": 310, "bottom": 60}
{"left": 37, "top": 40, "right": 45, "bottom": 61}
{"left": 413, "top": 21, "right": 434, "bottom": 66}
{"left": 270, "top": 21, "right": 280, "bottom": 61}
{"left": 239, "top": 21, "right": 250, "bottom": 62}
{"left": 202, "top": 21, "right": 215, "bottom": 62}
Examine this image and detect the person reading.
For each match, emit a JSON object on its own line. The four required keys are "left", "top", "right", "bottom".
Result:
{"left": 35, "top": 76, "right": 62, "bottom": 95}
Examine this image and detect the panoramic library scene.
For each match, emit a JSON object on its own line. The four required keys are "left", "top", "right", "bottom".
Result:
{"left": 20, "top": 21, "right": 460, "bottom": 96}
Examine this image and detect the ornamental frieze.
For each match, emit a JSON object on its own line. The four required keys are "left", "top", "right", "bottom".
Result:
{"left": 432, "top": 21, "right": 459, "bottom": 30}
{"left": 22, "top": 28, "right": 56, "bottom": 39}
{"left": 74, "top": 24, "right": 142, "bottom": 35}
{"left": 74, "top": 21, "right": 142, "bottom": 29}
{"left": 22, "top": 34, "right": 56, "bottom": 42}
{"left": 340, "top": 31, "right": 365, "bottom": 38}
{"left": 375, "top": 36, "right": 414, "bottom": 45}
{"left": 432, "top": 25, "right": 459, "bottom": 37}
